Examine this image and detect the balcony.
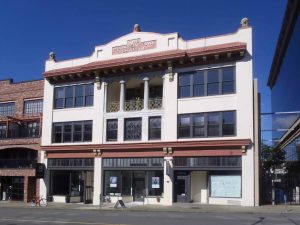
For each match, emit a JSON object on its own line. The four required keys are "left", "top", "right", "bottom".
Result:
{"left": 107, "top": 98, "right": 162, "bottom": 113}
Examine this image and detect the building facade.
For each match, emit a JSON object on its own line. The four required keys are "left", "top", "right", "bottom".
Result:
{"left": 267, "top": 0, "right": 300, "bottom": 203}
{"left": 0, "top": 79, "right": 44, "bottom": 202}
{"left": 41, "top": 21, "right": 259, "bottom": 206}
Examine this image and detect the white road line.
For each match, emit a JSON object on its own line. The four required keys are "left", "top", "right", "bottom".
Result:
{"left": 0, "top": 218, "right": 128, "bottom": 225}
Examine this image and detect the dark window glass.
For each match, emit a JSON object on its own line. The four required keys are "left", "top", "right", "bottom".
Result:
{"left": 178, "top": 74, "right": 191, "bottom": 98}
{"left": 147, "top": 171, "right": 163, "bottom": 196}
{"left": 0, "top": 124, "right": 7, "bottom": 138}
{"left": 75, "top": 86, "right": 84, "bottom": 107}
{"left": 124, "top": 118, "right": 142, "bottom": 140}
{"left": 207, "top": 69, "right": 220, "bottom": 96}
{"left": 83, "top": 121, "right": 93, "bottom": 141}
{"left": 193, "top": 71, "right": 205, "bottom": 97}
{"left": 193, "top": 114, "right": 205, "bottom": 137}
{"left": 27, "top": 122, "right": 40, "bottom": 137}
{"left": 73, "top": 122, "right": 83, "bottom": 142}
{"left": 52, "top": 121, "right": 92, "bottom": 143}
{"left": 149, "top": 117, "right": 161, "bottom": 140}
{"left": 207, "top": 113, "right": 220, "bottom": 136}
{"left": 222, "top": 67, "right": 235, "bottom": 94}
{"left": 107, "top": 119, "right": 118, "bottom": 141}
{"left": 0, "top": 102, "right": 15, "bottom": 116}
{"left": 222, "top": 111, "right": 235, "bottom": 136}
{"left": 85, "top": 84, "right": 94, "bottom": 107}
{"left": 178, "top": 115, "right": 191, "bottom": 138}
{"left": 65, "top": 86, "right": 74, "bottom": 108}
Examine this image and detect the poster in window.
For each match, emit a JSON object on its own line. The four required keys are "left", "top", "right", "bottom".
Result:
{"left": 110, "top": 176, "right": 117, "bottom": 187}
{"left": 210, "top": 175, "right": 241, "bottom": 198}
{"left": 152, "top": 177, "right": 160, "bottom": 189}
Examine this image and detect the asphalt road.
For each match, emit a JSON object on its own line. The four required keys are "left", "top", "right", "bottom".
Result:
{"left": 0, "top": 208, "right": 299, "bottom": 225}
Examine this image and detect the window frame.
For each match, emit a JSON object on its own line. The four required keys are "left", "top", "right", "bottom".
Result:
{"left": 106, "top": 119, "right": 118, "bottom": 142}
{"left": 124, "top": 117, "right": 142, "bottom": 141}
{"left": 53, "top": 83, "right": 94, "bottom": 109}
{"left": 23, "top": 99, "right": 43, "bottom": 115}
{"left": 178, "top": 111, "right": 236, "bottom": 138}
{"left": 178, "top": 66, "right": 236, "bottom": 98}
{"left": 0, "top": 102, "right": 15, "bottom": 117}
{"left": 52, "top": 121, "right": 93, "bottom": 143}
{"left": 148, "top": 116, "right": 161, "bottom": 140}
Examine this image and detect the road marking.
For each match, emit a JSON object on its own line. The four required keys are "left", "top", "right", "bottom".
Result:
{"left": 0, "top": 218, "right": 128, "bottom": 225}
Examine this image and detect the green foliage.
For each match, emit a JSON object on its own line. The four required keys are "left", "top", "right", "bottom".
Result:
{"left": 261, "top": 143, "right": 285, "bottom": 173}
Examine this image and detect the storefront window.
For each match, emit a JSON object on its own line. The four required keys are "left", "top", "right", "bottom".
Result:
{"left": 147, "top": 171, "right": 163, "bottom": 196}
{"left": 210, "top": 173, "right": 241, "bottom": 198}
{"left": 104, "top": 171, "right": 122, "bottom": 195}
{"left": 51, "top": 171, "right": 70, "bottom": 195}
{"left": 122, "top": 171, "right": 132, "bottom": 196}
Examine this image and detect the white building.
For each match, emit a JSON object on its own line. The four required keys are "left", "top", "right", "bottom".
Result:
{"left": 40, "top": 21, "right": 260, "bottom": 206}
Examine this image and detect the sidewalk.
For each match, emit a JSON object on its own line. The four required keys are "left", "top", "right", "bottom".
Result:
{"left": 0, "top": 201, "right": 299, "bottom": 214}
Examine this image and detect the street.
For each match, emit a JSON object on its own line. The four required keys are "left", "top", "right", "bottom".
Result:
{"left": 0, "top": 208, "right": 299, "bottom": 225}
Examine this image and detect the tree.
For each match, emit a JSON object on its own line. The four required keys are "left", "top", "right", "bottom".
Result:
{"left": 261, "top": 143, "right": 286, "bottom": 174}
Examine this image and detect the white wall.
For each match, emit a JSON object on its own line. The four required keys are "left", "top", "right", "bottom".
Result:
{"left": 191, "top": 171, "right": 207, "bottom": 204}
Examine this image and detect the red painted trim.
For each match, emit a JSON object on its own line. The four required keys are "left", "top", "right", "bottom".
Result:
{"left": 44, "top": 42, "right": 247, "bottom": 78}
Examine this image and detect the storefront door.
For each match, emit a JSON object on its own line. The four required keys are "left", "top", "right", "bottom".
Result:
{"left": 83, "top": 171, "right": 93, "bottom": 204}
{"left": 133, "top": 178, "right": 145, "bottom": 202}
{"left": 176, "top": 175, "right": 191, "bottom": 203}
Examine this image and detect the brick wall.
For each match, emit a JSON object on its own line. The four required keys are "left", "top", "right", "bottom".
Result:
{"left": 0, "top": 79, "right": 44, "bottom": 115}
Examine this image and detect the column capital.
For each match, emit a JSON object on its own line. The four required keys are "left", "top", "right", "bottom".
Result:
{"left": 143, "top": 77, "right": 149, "bottom": 81}
{"left": 120, "top": 80, "right": 125, "bottom": 84}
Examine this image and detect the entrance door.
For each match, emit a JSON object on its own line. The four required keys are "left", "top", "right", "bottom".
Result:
{"left": 176, "top": 175, "right": 191, "bottom": 203}
{"left": 133, "top": 178, "right": 145, "bottom": 202}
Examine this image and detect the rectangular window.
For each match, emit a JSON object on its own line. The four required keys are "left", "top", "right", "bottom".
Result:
{"left": 0, "top": 102, "right": 15, "bottom": 116}
{"left": 52, "top": 121, "right": 93, "bottom": 143}
{"left": 27, "top": 122, "right": 40, "bottom": 137}
{"left": 210, "top": 174, "right": 241, "bottom": 198}
{"left": 124, "top": 118, "right": 142, "bottom": 141}
{"left": 178, "top": 66, "right": 235, "bottom": 98}
{"left": 178, "top": 111, "right": 236, "bottom": 138}
{"left": 106, "top": 119, "right": 118, "bottom": 141}
{"left": 0, "top": 124, "right": 7, "bottom": 138}
{"left": 149, "top": 116, "right": 161, "bottom": 140}
{"left": 24, "top": 99, "right": 43, "bottom": 115}
{"left": 54, "top": 83, "right": 94, "bottom": 109}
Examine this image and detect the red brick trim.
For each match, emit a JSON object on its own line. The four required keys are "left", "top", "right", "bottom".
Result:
{"left": 0, "top": 169, "right": 35, "bottom": 177}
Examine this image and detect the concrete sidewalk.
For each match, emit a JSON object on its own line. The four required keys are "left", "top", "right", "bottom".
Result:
{"left": 0, "top": 201, "right": 299, "bottom": 214}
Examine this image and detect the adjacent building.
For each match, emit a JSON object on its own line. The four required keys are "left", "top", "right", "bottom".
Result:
{"left": 39, "top": 20, "right": 259, "bottom": 206}
{"left": 0, "top": 79, "right": 44, "bottom": 202}
{"left": 267, "top": 0, "right": 300, "bottom": 203}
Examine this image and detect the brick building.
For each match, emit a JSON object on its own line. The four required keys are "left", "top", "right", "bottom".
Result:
{"left": 0, "top": 79, "right": 44, "bottom": 202}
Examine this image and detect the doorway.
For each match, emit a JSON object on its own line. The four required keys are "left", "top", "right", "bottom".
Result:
{"left": 175, "top": 175, "right": 191, "bottom": 203}
{"left": 133, "top": 171, "right": 145, "bottom": 202}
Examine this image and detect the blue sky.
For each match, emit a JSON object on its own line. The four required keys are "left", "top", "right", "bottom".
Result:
{"left": 0, "top": 0, "right": 286, "bottom": 140}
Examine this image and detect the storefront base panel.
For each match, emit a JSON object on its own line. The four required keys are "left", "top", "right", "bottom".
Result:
{"left": 52, "top": 195, "right": 67, "bottom": 203}
{"left": 109, "top": 196, "right": 133, "bottom": 203}
{"left": 209, "top": 197, "right": 242, "bottom": 205}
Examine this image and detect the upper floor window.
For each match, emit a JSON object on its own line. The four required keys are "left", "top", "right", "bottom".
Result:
{"left": 0, "top": 102, "right": 15, "bottom": 116}
{"left": 54, "top": 83, "right": 94, "bottom": 109}
{"left": 106, "top": 119, "right": 118, "bottom": 141}
{"left": 178, "top": 111, "right": 236, "bottom": 138}
{"left": 149, "top": 116, "right": 161, "bottom": 140}
{"left": 124, "top": 118, "right": 142, "bottom": 141}
{"left": 24, "top": 99, "right": 43, "bottom": 115}
{"left": 52, "top": 121, "right": 92, "bottom": 143}
{"left": 178, "top": 66, "right": 235, "bottom": 98}
{"left": 26, "top": 122, "right": 40, "bottom": 138}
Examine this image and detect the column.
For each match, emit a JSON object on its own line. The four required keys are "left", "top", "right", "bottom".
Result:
{"left": 103, "top": 82, "right": 108, "bottom": 113}
{"left": 163, "top": 156, "right": 173, "bottom": 206}
{"left": 93, "top": 157, "right": 102, "bottom": 205}
{"left": 23, "top": 176, "right": 28, "bottom": 202}
{"left": 119, "top": 80, "right": 125, "bottom": 112}
{"left": 143, "top": 77, "right": 149, "bottom": 110}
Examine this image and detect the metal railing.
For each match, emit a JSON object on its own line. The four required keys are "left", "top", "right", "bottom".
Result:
{"left": 106, "top": 98, "right": 163, "bottom": 112}
{"left": 0, "top": 129, "right": 40, "bottom": 140}
{"left": 0, "top": 159, "right": 37, "bottom": 169}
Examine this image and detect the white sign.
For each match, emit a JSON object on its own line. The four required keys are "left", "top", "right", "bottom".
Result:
{"left": 152, "top": 177, "right": 160, "bottom": 189}
{"left": 110, "top": 177, "right": 117, "bottom": 187}
{"left": 210, "top": 175, "right": 241, "bottom": 198}
{"left": 275, "top": 169, "right": 287, "bottom": 174}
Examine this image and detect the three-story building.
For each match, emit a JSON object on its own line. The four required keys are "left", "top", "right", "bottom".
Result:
{"left": 41, "top": 21, "right": 259, "bottom": 206}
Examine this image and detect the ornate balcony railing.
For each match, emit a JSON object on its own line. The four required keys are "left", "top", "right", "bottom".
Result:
{"left": 106, "top": 98, "right": 163, "bottom": 112}
{"left": 149, "top": 98, "right": 163, "bottom": 109}
{"left": 125, "top": 99, "right": 144, "bottom": 111}
{"left": 107, "top": 101, "right": 120, "bottom": 113}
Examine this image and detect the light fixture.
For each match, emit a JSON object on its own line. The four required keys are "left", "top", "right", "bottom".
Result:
{"left": 163, "top": 147, "right": 168, "bottom": 154}
{"left": 95, "top": 74, "right": 101, "bottom": 89}
{"left": 167, "top": 147, "right": 173, "bottom": 154}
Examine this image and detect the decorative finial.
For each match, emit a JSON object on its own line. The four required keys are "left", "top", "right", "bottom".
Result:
{"left": 240, "top": 18, "right": 249, "bottom": 27}
{"left": 49, "top": 52, "right": 56, "bottom": 61}
{"left": 133, "top": 24, "right": 141, "bottom": 32}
